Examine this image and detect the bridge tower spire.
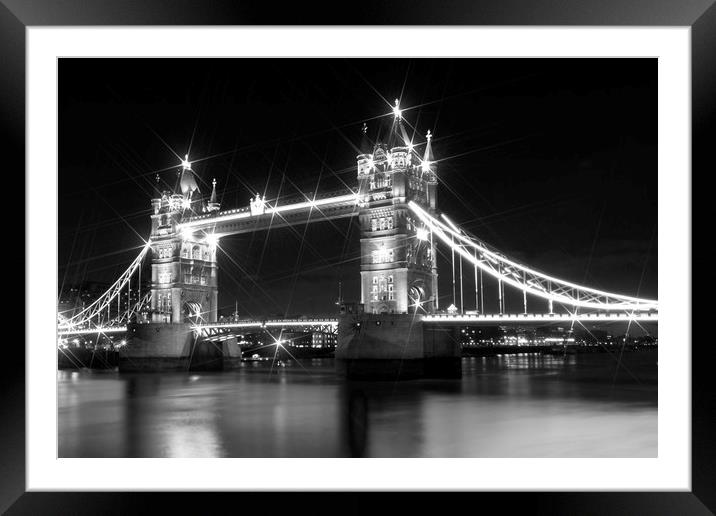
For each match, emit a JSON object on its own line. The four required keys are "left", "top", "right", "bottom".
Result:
{"left": 207, "top": 177, "right": 220, "bottom": 212}
{"left": 357, "top": 104, "right": 439, "bottom": 314}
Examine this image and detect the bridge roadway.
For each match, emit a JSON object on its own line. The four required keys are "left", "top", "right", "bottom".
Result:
{"left": 193, "top": 312, "right": 658, "bottom": 334}
{"left": 57, "top": 312, "right": 657, "bottom": 337}
{"left": 58, "top": 326, "right": 128, "bottom": 336}
{"left": 178, "top": 188, "right": 360, "bottom": 236}
{"left": 422, "top": 312, "right": 658, "bottom": 324}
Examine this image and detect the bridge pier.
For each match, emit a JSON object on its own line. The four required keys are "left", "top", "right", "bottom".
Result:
{"left": 120, "top": 323, "right": 227, "bottom": 372}
{"left": 335, "top": 312, "right": 461, "bottom": 380}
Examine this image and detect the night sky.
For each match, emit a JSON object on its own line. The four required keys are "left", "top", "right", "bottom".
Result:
{"left": 59, "top": 58, "right": 657, "bottom": 318}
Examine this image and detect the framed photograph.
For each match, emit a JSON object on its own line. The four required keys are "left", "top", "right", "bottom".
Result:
{"left": 7, "top": 0, "right": 712, "bottom": 513}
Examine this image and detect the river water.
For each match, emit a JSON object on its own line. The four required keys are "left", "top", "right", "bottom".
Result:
{"left": 58, "top": 351, "right": 657, "bottom": 458}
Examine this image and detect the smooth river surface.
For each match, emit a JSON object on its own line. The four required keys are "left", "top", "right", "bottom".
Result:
{"left": 58, "top": 351, "right": 657, "bottom": 458}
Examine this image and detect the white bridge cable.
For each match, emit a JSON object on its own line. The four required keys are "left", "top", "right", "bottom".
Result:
{"left": 116, "top": 291, "right": 152, "bottom": 325}
{"left": 408, "top": 202, "right": 658, "bottom": 312}
{"left": 58, "top": 240, "right": 152, "bottom": 329}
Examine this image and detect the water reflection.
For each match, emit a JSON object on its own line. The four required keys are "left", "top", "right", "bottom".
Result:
{"left": 345, "top": 388, "right": 368, "bottom": 456}
{"left": 59, "top": 351, "right": 657, "bottom": 458}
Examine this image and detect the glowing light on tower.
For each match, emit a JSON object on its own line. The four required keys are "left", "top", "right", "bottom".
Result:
{"left": 181, "top": 154, "right": 191, "bottom": 170}
{"left": 392, "top": 99, "right": 402, "bottom": 119}
{"left": 205, "top": 233, "right": 219, "bottom": 248}
{"left": 416, "top": 227, "right": 429, "bottom": 241}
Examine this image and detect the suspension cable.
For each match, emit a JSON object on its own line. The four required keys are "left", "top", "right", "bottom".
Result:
{"left": 409, "top": 202, "right": 657, "bottom": 311}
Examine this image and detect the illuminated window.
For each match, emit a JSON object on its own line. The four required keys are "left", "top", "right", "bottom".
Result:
{"left": 372, "top": 276, "right": 378, "bottom": 284}
{"left": 387, "top": 217, "right": 393, "bottom": 229}
{"left": 379, "top": 218, "right": 386, "bottom": 230}
{"left": 373, "top": 246, "right": 392, "bottom": 264}
{"left": 388, "top": 275, "right": 393, "bottom": 283}
{"left": 371, "top": 218, "right": 377, "bottom": 231}
{"left": 192, "top": 246, "right": 201, "bottom": 260}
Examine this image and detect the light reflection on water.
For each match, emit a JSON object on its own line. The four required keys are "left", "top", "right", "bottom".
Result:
{"left": 58, "top": 352, "right": 657, "bottom": 458}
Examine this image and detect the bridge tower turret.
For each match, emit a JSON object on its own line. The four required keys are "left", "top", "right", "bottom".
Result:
{"left": 357, "top": 101, "right": 439, "bottom": 314}
{"left": 148, "top": 156, "right": 218, "bottom": 324}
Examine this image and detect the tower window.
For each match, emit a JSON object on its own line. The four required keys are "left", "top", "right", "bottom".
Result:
{"left": 192, "top": 245, "right": 201, "bottom": 260}
{"left": 372, "top": 246, "right": 392, "bottom": 264}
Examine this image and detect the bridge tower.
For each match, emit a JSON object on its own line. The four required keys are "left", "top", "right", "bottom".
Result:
{"left": 357, "top": 101, "right": 439, "bottom": 314}
{"left": 148, "top": 157, "right": 220, "bottom": 324}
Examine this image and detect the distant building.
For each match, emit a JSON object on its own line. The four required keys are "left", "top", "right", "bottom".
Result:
{"left": 281, "top": 331, "right": 337, "bottom": 349}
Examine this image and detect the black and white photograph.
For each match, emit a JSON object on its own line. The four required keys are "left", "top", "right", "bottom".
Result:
{"left": 1, "top": 1, "right": 707, "bottom": 509}
{"left": 57, "top": 57, "right": 659, "bottom": 459}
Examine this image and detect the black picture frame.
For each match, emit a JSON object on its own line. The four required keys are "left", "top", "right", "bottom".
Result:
{"left": 6, "top": 1, "right": 712, "bottom": 514}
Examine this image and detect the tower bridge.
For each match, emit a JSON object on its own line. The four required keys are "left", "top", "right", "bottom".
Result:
{"left": 57, "top": 99, "right": 657, "bottom": 376}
